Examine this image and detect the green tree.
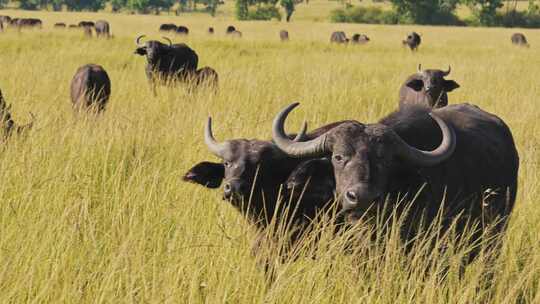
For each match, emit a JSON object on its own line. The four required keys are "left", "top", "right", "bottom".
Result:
{"left": 461, "top": 0, "right": 503, "bottom": 25}
{"left": 280, "top": 0, "right": 295, "bottom": 21}
{"left": 389, "top": 0, "right": 459, "bottom": 24}
{"left": 111, "top": 0, "right": 127, "bottom": 12}
{"left": 64, "top": 0, "right": 107, "bottom": 11}
{"left": 236, "top": 0, "right": 249, "bottom": 19}
{"left": 0, "top": 0, "right": 8, "bottom": 9}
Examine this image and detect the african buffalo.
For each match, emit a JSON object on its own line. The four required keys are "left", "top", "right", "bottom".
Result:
{"left": 54, "top": 22, "right": 66, "bottom": 28}
{"left": 14, "top": 18, "right": 42, "bottom": 29}
{"left": 280, "top": 30, "right": 289, "bottom": 41}
{"left": 403, "top": 32, "right": 421, "bottom": 51}
{"left": 0, "top": 20, "right": 3, "bottom": 32}
{"left": 226, "top": 25, "right": 236, "bottom": 34}
{"left": 159, "top": 23, "right": 177, "bottom": 32}
{"left": 193, "top": 67, "right": 219, "bottom": 89}
{"left": 351, "top": 34, "right": 370, "bottom": 44}
{"left": 83, "top": 26, "right": 92, "bottom": 38}
{"left": 134, "top": 35, "right": 199, "bottom": 90}
{"left": 330, "top": 31, "right": 348, "bottom": 44}
{"left": 272, "top": 103, "right": 519, "bottom": 245}
{"left": 70, "top": 64, "right": 111, "bottom": 113}
{"left": 183, "top": 117, "right": 347, "bottom": 232}
{"left": 95, "top": 20, "right": 110, "bottom": 38}
{"left": 208, "top": 27, "right": 214, "bottom": 34}
{"left": 511, "top": 33, "right": 529, "bottom": 47}
{"left": 68, "top": 24, "right": 78, "bottom": 28}
{"left": 176, "top": 25, "right": 189, "bottom": 35}
{"left": 399, "top": 65, "right": 460, "bottom": 109}
{"left": 0, "top": 89, "right": 34, "bottom": 139}
{"left": 0, "top": 15, "right": 11, "bottom": 25}
{"left": 78, "top": 21, "right": 95, "bottom": 28}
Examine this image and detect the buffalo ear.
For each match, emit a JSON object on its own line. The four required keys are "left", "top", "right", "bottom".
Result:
{"left": 183, "top": 161, "right": 224, "bottom": 189}
{"left": 443, "top": 80, "right": 460, "bottom": 92}
{"left": 134, "top": 47, "right": 147, "bottom": 56}
{"left": 406, "top": 79, "right": 424, "bottom": 91}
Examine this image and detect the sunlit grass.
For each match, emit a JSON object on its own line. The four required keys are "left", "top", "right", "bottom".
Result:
{"left": 0, "top": 9, "right": 538, "bottom": 303}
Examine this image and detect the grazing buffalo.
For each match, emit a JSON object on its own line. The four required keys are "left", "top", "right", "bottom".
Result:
{"left": 208, "top": 27, "right": 214, "bottom": 34}
{"left": 176, "top": 25, "right": 189, "bottom": 35}
{"left": 280, "top": 30, "right": 289, "bottom": 41}
{"left": 193, "top": 67, "right": 219, "bottom": 89}
{"left": 0, "top": 20, "right": 3, "bottom": 32}
{"left": 70, "top": 64, "right": 111, "bottom": 113}
{"left": 134, "top": 35, "right": 198, "bottom": 89}
{"left": 54, "top": 22, "right": 66, "bottom": 28}
{"left": 78, "top": 21, "right": 95, "bottom": 28}
{"left": 226, "top": 25, "right": 236, "bottom": 34}
{"left": 272, "top": 103, "right": 519, "bottom": 245}
{"left": 159, "top": 23, "right": 177, "bottom": 32}
{"left": 95, "top": 20, "right": 110, "bottom": 38}
{"left": 14, "top": 18, "right": 42, "bottom": 29}
{"left": 0, "top": 89, "right": 34, "bottom": 139}
{"left": 351, "top": 33, "right": 370, "bottom": 44}
{"left": 511, "top": 33, "right": 529, "bottom": 47}
{"left": 399, "top": 65, "right": 460, "bottom": 109}
{"left": 68, "top": 24, "right": 78, "bottom": 28}
{"left": 183, "top": 117, "right": 347, "bottom": 233}
{"left": 330, "top": 31, "right": 349, "bottom": 44}
{"left": 403, "top": 32, "right": 421, "bottom": 51}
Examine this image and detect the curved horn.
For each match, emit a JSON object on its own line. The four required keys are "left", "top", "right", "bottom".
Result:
{"left": 272, "top": 103, "right": 330, "bottom": 158}
{"left": 162, "top": 36, "right": 172, "bottom": 46}
{"left": 293, "top": 121, "right": 308, "bottom": 142}
{"left": 135, "top": 35, "right": 145, "bottom": 46}
{"left": 204, "top": 117, "right": 228, "bottom": 159}
{"left": 442, "top": 65, "right": 451, "bottom": 76}
{"left": 417, "top": 64, "right": 422, "bottom": 73}
{"left": 393, "top": 113, "right": 456, "bottom": 166}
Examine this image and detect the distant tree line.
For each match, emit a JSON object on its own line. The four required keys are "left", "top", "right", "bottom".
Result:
{"left": 331, "top": 0, "right": 540, "bottom": 27}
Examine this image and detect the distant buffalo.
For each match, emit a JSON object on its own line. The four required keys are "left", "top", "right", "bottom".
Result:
{"left": 399, "top": 65, "right": 460, "bottom": 109}
{"left": 95, "top": 20, "right": 110, "bottom": 38}
{"left": 403, "top": 32, "right": 421, "bottom": 51}
{"left": 280, "top": 30, "right": 289, "bottom": 41}
{"left": 511, "top": 33, "right": 529, "bottom": 47}
{"left": 0, "top": 89, "right": 34, "bottom": 139}
{"left": 330, "top": 31, "right": 348, "bottom": 44}
{"left": 208, "top": 27, "right": 214, "bottom": 34}
{"left": 0, "top": 20, "right": 3, "bottom": 32}
{"left": 226, "top": 26, "right": 242, "bottom": 38}
{"left": 351, "top": 33, "right": 370, "bottom": 44}
{"left": 83, "top": 26, "right": 92, "bottom": 38}
{"left": 68, "top": 24, "right": 78, "bottom": 28}
{"left": 0, "top": 15, "right": 11, "bottom": 25}
{"left": 13, "top": 18, "right": 42, "bottom": 29}
{"left": 159, "top": 23, "right": 177, "bottom": 32}
{"left": 176, "top": 25, "right": 189, "bottom": 35}
{"left": 54, "top": 22, "right": 66, "bottom": 28}
{"left": 78, "top": 21, "right": 94, "bottom": 28}
{"left": 193, "top": 67, "right": 219, "bottom": 89}
{"left": 226, "top": 25, "right": 236, "bottom": 34}
{"left": 70, "top": 64, "right": 111, "bottom": 113}
{"left": 134, "top": 35, "right": 199, "bottom": 91}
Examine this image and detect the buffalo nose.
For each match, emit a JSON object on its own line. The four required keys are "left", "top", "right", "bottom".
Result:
{"left": 223, "top": 183, "right": 233, "bottom": 197}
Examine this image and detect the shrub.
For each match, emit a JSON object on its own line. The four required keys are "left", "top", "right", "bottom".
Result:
{"left": 247, "top": 5, "right": 282, "bottom": 20}
{"left": 329, "top": 6, "right": 399, "bottom": 24}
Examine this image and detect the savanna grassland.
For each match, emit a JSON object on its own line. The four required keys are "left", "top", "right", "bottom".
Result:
{"left": 0, "top": 6, "right": 539, "bottom": 303}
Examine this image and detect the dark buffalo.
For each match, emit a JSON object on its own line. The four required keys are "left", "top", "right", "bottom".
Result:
{"left": 330, "top": 31, "right": 348, "bottom": 44}
{"left": 183, "top": 117, "right": 347, "bottom": 232}
{"left": 511, "top": 33, "right": 529, "bottom": 47}
{"left": 70, "top": 64, "right": 111, "bottom": 113}
{"left": 272, "top": 103, "right": 519, "bottom": 245}
{"left": 134, "top": 35, "right": 198, "bottom": 89}
{"left": 176, "top": 25, "right": 189, "bottom": 35}
{"left": 68, "top": 24, "right": 78, "bottom": 28}
{"left": 399, "top": 65, "right": 460, "bottom": 109}
{"left": 159, "top": 23, "right": 177, "bottom": 32}
{"left": 226, "top": 25, "right": 236, "bottom": 34}
{"left": 351, "top": 33, "right": 370, "bottom": 44}
{"left": 0, "top": 20, "right": 3, "bottom": 32}
{"left": 280, "top": 30, "right": 289, "bottom": 41}
{"left": 78, "top": 21, "right": 95, "bottom": 28}
{"left": 95, "top": 20, "right": 110, "bottom": 38}
{"left": 193, "top": 67, "right": 219, "bottom": 89}
{"left": 208, "top": 27, "right": 214, "bottom": 34}
{"left": 402, "top": 32, "right": 421, "bottom": 51}
{"left": 54, "top": 22, "right": 66, "bottom": 28}
{"left": 0, "top": 89, "right": 34, "bottom": 139}
{"left": 14, "top": 18, "right": 42, "bottom": 29}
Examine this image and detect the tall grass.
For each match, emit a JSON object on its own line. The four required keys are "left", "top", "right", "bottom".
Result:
{"left": 0, "top": 10, "right": 539, "bottom": 303}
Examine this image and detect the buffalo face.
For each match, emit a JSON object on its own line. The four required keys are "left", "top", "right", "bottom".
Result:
{"left": 405, "top": 65, "right": 460, "bottom": 106}
{"left": 134, "top": 35, "right": 172, "bottom": 65}
{"left": 272, "top": 103, "right": 456, "bottom": 217}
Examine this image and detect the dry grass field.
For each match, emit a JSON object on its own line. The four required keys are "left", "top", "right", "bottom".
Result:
{"left": 0, "top": 8, "right": 539, "bottom": 303}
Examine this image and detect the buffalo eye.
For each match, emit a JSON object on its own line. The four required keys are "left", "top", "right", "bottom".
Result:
{"left": 333, "top": 154, "right": 344, "bottom": 163}
{"left": 223, "top": 161, "right": 232, "bottom": 168}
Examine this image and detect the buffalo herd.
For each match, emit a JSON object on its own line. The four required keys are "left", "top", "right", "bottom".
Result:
{"left": 0, "top": 15, "right": 528, "bottom": 266}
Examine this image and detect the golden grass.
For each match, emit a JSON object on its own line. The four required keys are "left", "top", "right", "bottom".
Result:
{"left": 0, "top": 9, "right": 539, "bottom": 303}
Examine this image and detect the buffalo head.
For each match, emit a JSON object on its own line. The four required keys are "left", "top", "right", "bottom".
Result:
{"left": 134, "top": 35, "right": 173, "bottom": 65}
{"left": 404, "top": 65, "right": 460, "bottom": 107}
{"left": 272, "top": 103, "right": 456, "bottom": 214}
